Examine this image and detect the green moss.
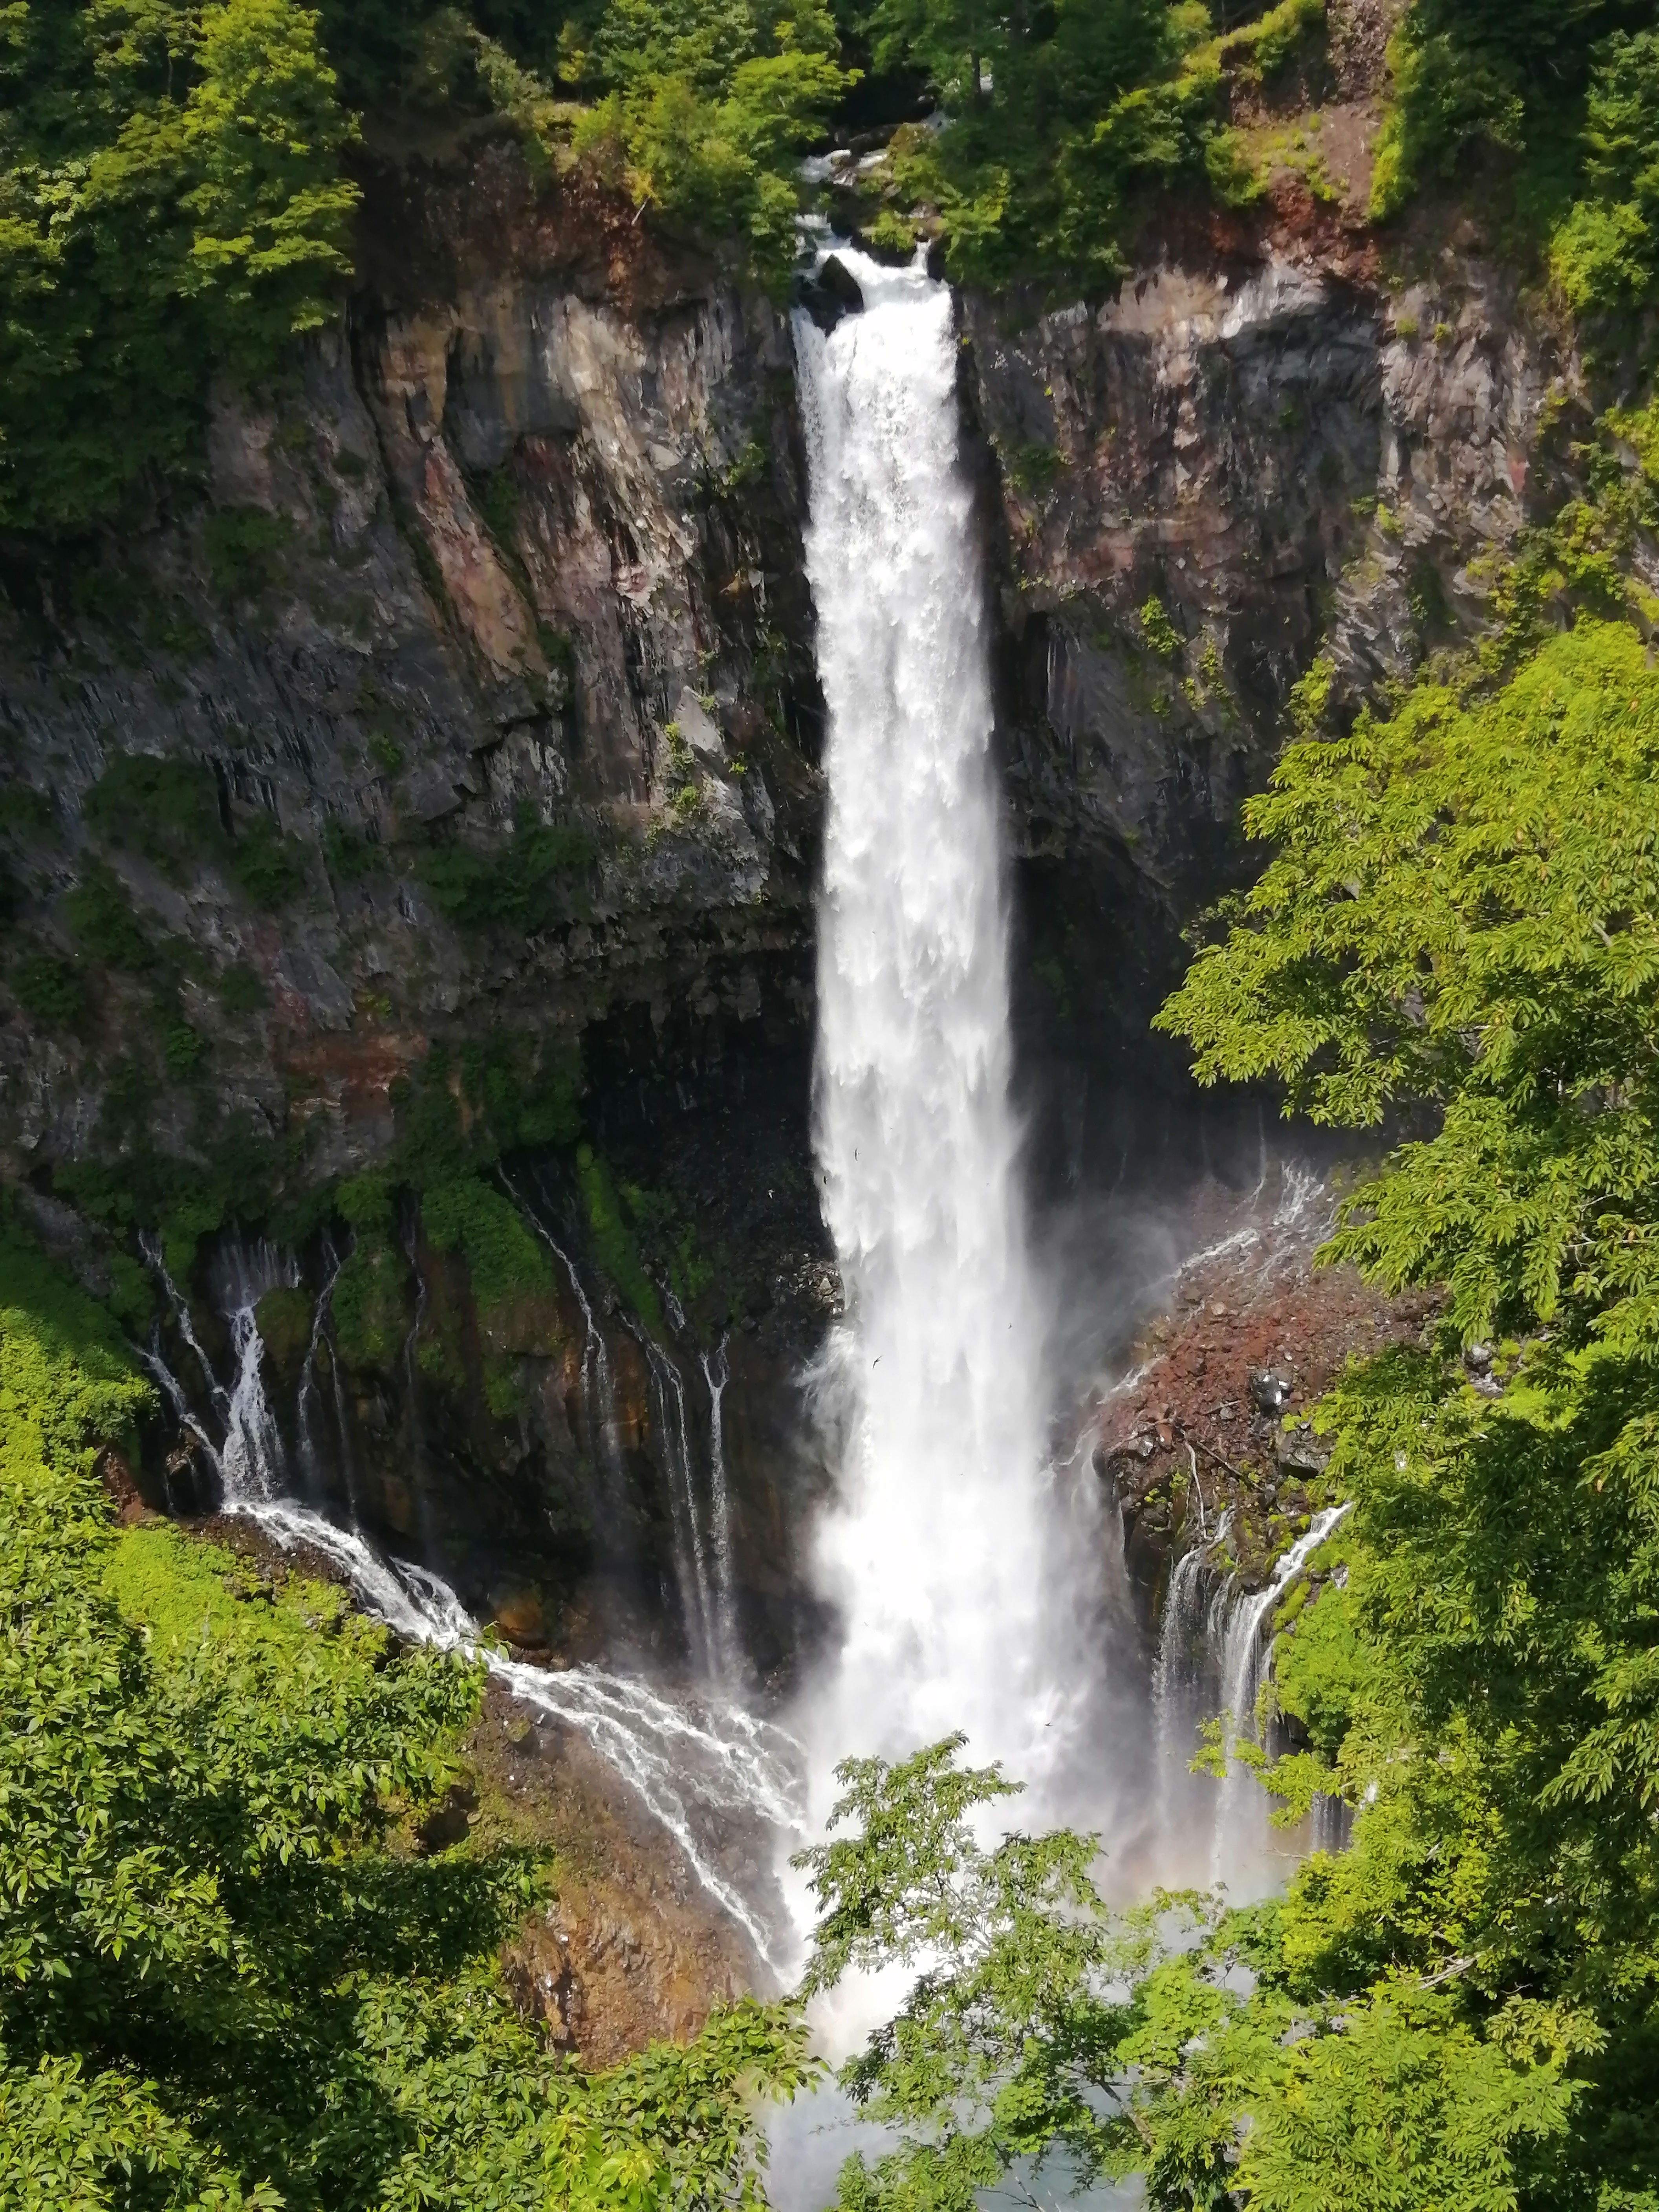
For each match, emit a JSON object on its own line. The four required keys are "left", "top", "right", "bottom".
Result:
{"left": 254, "top": 1285, "right": 313, "bottom": 1375}
{"left": 337, "top": 1172, "right": 395, "bottom": 1236}
{"left": 1007, "top": 443, "right": 1063, "bottom": 497}
{"left": 576, "top": 1144, "right": 662, "bottom": 1335}
{"left": 421, "top": 1176, "right": 551, "bottom": 1316}
{"left": 330, "top": 1234, "right": 409, "bottom": 1375}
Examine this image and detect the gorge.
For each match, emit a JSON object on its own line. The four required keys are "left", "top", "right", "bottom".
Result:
{"left": 4, "top": 0, "right": 1659, "bottom": 2201}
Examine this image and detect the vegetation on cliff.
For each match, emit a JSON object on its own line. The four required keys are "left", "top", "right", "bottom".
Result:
{"left": 6, "top": 0, "right": 1656, "bottom": 535}
{"left": 0, "top": 1198, "right": 811, "bottom": 2207}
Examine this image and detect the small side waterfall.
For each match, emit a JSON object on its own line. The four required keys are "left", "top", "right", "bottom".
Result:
{"left": 210, "top": 1242, "right": 297, "bottom": 1502}
{"left": 1210, "top": 1503, "right": 1350, "bottom": 1886}
{"left": 701, "top": 1340, "right": 740, "bottom": 1676}
{"left": 133, "top": 1223, "right": 802, "bottom": 1961}
{"left": 1147, "top": 1502, "right": 1350, "bottom": 1894}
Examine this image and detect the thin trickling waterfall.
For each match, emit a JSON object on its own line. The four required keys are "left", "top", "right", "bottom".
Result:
{"left": 236, "top": 1496, "right": 801, "bottom": 1966}
{"left": 793, "top": 251, "right": 1076, "bottom": 1808}
{"left": 296, "top": 1234, "right": 347, "bottom": 1496}
{"left": 637, "top": 1328, "right": 718, "bottom": 1675}
{"left": 511, "top": 1170, "right": 629, "bottom": 1505}
{"left": 701, "top": 1340, "right": 739, "bottom": 1677}
{"left": 1209, "top": 1502, "right": 1350, "bottom": 1889}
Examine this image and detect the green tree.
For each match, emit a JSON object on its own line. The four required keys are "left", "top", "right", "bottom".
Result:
{"left": 804, "top": 616, "right": 1659, "bottom": 2211}
{"left": 0, "top": 1200, "right": 812, "bottom": 2205}
{"left": 573, "top": 0, "right": 848, "bottom": 281}
{"left": 0, "top": 0, "right": 357, "bottom": 533}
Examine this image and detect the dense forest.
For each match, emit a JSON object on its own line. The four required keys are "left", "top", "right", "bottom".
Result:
{"left": 4, "top": 0, "right": 1659, "bottom": 2205}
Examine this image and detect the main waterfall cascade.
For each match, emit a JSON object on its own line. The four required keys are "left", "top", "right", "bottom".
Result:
{"left": 791, "top": 249, "right": 1103, "bottom": 1819}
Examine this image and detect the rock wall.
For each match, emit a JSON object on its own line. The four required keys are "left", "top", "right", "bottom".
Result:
{"left": 0, "top": 130, "right": 1578, "bottom": 1671}
{"left": 965, "top": 201, "right": 1570, "bottom": 1180}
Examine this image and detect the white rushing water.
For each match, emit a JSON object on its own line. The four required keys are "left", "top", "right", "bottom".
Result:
{"left": 793, "top": 251, "right": 1080, "bottom": 1819}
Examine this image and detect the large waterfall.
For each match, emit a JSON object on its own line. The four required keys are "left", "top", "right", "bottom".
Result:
{"left": 793, "top": 253, "right": 1079, "bottom": 1811}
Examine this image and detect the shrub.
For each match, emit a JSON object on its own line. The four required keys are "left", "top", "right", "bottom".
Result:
{"left": 229, "top": 813, "right": 307, "bottom": 907}
{"left": 64, "top": 864, "right": 153, "bottom": 972}
{"left": 11, "top": 954, "right": 84, "bottom": 1027}
{"left": 0, "top": 2, "right": 359, "bottom": 537}
{"left": 84, "top": 754, "right": 222, "bottom": 875}
{"left": 330, "top": 1232, "right": 408, "bottom": 1373}
{"left": 576, "top": 1142, "right": 663, "bottom": 1334}
{"left": 417, "top": 807, "right": 598, "bottom": 934}
{"left": 421, "top": 1174, "right": 551, "bottom": 1317}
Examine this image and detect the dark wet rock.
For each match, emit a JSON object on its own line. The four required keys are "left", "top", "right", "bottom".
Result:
{"left": 799, "top": 252, "right": 866, "bottom": 332}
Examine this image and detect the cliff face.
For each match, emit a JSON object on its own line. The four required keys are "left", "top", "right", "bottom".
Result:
{"left": 0, "top": 134, "right": 1574, "bottom": 1665}
{"left": 0, "top": 136, "right": 823, "bottom": 1185}
{"left": 966, "top": 207, "right": 1568, "bottom": 1176}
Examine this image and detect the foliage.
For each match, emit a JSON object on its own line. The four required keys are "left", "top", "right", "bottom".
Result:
{"left": 1367, "top": 0, "right": 1653, "bottom": 254}
{"left": 802, "top": 1736, "right": 1592, "bottom": 2212}
{"left": 227, "top": 812, "right": 307, "bottom": 907}
{"left": 421, "top": 1173, "right": 552, "bottom": 1313}
{"left": 84, "top": 754, "right": 306, "bottom": 907}
{"left": 864, "top": 0, "right": 1323, "bottom": 295}
{"left": 0, "top": 0, "right": 358, "bottom": 535}
{"left": 0, "top": 1202, "right": 813, "bottom": 2205}
{"left": 253, "top": 1281, "right": 312, "bottom": 1368}
{"left": 203, "top": 506, "right": 294, "bottom": 599}
{"left": 576, "top": 1141, "right": 664, "bottom": 1334}
{"left": 1549, "top": 29, "right": 1659, "bottom": 311}
{"left": 330, "top": 1228, "right": 408, "bottom": 1371}
{"left": 11, "top": 952, "right": 84, "bottom": 1027}
{"left": 571, "top": 0, "right": 848, "bottom": 287}
{"left": 417, "top": 805, "right": 597, "bottom": 934}
{"left": 84, "top": 754, "right": 222, "bottom": 877}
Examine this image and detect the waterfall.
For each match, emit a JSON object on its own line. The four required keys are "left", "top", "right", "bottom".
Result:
{"left": 1209, "top": 1503, "right": 1350, "bottom": 1889}
{"left": 637, "top": 1328, "right": 718, "bottom": 1676}
{"left": 701, "top": 1340, "right": 740, "bottom": 1678}
{"left": 210, "top": 1241, "right": 298, "bottom": 1503}
{"left": 135, "top": 1222, "right": 802, "bottom": 1962}
{"left": 793, "top": 251, "right": 1076, "bottom": 1805}
{"left": 511, "top": 1170, "right": 628, "bottom": 1505}
{"left": 237, "top": 1495, "right": 801, "bottom": 1967}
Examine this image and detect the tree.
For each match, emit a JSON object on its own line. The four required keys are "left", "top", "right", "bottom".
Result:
{"left": 0, "top": 1200, "right": 811, "bottom": 2208}
{"left": 0, "top": 0, "right": 359, "bottom": 533}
